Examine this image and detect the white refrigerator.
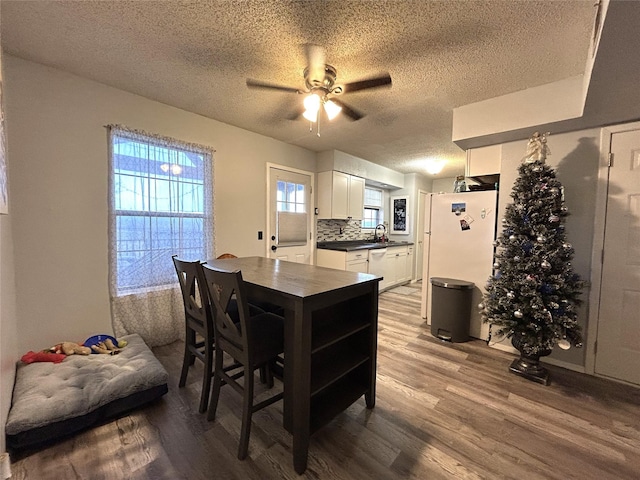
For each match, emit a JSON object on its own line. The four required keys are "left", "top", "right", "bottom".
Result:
{"left": 420, "top": 190, "right": 498, "bottom": 341}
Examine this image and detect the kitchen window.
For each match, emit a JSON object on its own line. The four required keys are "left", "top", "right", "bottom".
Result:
{"left": 108, "top": 126, "right": 214, "bottom": 294}
{"left": 362, "top": 187, "right": 383, "bottom": 229}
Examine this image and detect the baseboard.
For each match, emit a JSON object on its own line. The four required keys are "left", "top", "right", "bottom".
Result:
{"left": 542, "top": 357, "right": 585, "bottom": 374}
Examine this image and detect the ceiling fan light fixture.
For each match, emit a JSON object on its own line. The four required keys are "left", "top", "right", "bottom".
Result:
{"left": 303, "top": 93, "right": 321, "bottom": 112}
{"left": 303, "top": 108, "right": 318, "bottom": 122}
{"left": 303, "top": 93, "right": 321, "bottom": 122}
{"left": 324, "top": 99, "right": 342, "bottom": 120}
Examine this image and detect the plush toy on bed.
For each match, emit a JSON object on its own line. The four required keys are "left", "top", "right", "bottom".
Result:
{"left": 51, "top": 342, "right": 92, "bottom": 356}
{"left": 83, "top": 334, "right": 128, "bottom": 355}
{"left": 52, "top": 335, "right": 128, "bottom": 356}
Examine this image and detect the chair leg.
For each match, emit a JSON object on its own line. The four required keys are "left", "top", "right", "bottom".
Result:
{"left": 207, "top": 349, "right": 224, "bottom": 422}
{"left": 237, "top": 364, "right": 254, "bottom": 460}
{"left": 265, "top": 361, "right": 274, "bottom": 389}
{"left": 179, "top": 328, "right": 195, "bottom": 388}
{"left": 199, "top": 340, "right": 214, "bottom": 413}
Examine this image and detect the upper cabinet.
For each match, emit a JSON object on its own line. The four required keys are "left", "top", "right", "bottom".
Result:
{"left": 465, "top": 144, "right": 501, "bottom": 178}
{"left": 318, "top": 171, "right": 365, "bottom": 220}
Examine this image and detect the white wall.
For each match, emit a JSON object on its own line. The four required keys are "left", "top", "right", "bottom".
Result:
{"left": 0, "top": 215, "right": 18, "bottom": 453}
{"left": 3, "top": 54, "right": 316, "bottom": 356}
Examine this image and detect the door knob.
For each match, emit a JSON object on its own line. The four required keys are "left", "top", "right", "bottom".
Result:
{"left": 271, "top": 245, "right": 277, "bottom": 251}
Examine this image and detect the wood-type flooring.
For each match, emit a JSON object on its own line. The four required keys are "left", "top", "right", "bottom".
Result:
{"left": 9, "top": 283, "right": 640, "bottom": 479}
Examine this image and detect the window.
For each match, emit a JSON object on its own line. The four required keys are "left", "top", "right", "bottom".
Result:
{"left": 362, "top": 187, "right": 383, "bottom": 229}
{"left": 276, "top": 180, "right": 306, "bottom": 212}
{"left": 108, "top": 127, "right": 213, "bottom": 294}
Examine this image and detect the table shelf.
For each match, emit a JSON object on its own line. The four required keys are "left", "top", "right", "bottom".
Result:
{"left": 310, "top": 365, "right": 369, "bottom": 434}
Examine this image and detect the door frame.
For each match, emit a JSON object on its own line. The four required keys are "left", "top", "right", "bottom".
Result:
{"left": 414, "top": 189, "right": 430, "bottom": 282}
{"left": 265, "top": 162, "right": 316, "bottom": 262}
{"left": 584, "top": 121, "right": 640, "bottom": 377}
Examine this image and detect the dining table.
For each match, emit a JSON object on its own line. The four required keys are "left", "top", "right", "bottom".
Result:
{"left": 205, "top": 256, "right": 381, "bottom": 474}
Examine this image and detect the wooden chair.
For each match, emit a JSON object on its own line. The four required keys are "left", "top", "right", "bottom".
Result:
{"left": 172, "top": 255, "right": 214, "bottom": 414}
{"left": 201, "top": 263, "right": 284, "bottom": 460}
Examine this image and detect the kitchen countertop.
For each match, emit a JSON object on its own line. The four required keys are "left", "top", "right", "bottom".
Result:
{"left": 317, "top": 240, "right": 414, "bottom": 252}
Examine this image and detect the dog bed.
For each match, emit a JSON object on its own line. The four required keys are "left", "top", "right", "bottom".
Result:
{"left": 5, "top": 333, "right": 168, "bottom": 451}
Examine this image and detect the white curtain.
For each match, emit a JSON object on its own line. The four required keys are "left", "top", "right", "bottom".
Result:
{"left": 107, "top": 125, "right": 214, "bottom": 347}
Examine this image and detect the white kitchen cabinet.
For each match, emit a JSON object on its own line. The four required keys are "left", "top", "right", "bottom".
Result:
{"left": 346, "top": 254, "right": 368, "bottom": 273}
{"left": 316, "top": 244, "right": 412, "bottom": 291}
{"left": 465, "top": 144, "right": 501, "bottom": 177}
{"left": 385, "top": 245, "right": 409, "bottom": 286}
{"left": 316, "top": 249, "right": 368, "bottom": 274}
{"left": 317, "top": 171, "right": 365, "bottom": 220}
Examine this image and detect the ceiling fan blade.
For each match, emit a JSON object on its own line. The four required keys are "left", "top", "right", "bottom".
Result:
{"left": 246, "top": 78, "right": 302, "bottom": 94}
{"left": 287, "top": 107, "right": 304, "bottom": 121}
{"left": 304, "top": 44, "right": 326, "bottom": 86}
{"left": 340, "top": 74, "right": 392, "bottom": 93}
{"left": 330, "top": 99, "right": 364, "bottom": 121}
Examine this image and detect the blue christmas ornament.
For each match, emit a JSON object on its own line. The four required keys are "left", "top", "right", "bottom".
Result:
{"left": 522, "top": 242, "right": 533, "bottom": 253}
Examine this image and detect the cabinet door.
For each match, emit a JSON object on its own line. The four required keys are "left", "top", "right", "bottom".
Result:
{"left": 466, "top": 144, "right": 501, "bottom": 177}
{"left": 406, "top": 246, "right": 413, "bottom": 281}
{"left": 385, "top": 251, "right": 398, "bottom": 286}
{"left": 348, "top": 176, "right": 365, "bottom": 220}
{"left": 346, "top": 258, "right": 368, "bottom": 274}
{"left": 332, "top": 171, "right": 350, "bottom": 219}
{"left": 395, "top": 252, "right": 408, "bottom": 283}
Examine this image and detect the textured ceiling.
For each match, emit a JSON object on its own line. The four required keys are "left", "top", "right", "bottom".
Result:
{"left": 1, "top": 0, "right": 596, "bottom": 178}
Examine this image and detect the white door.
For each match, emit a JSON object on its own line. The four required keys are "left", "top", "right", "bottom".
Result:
{"left": 415, "top": 190, "right": 429, "bottom": 281}
{"left": 595, "top": 130, "right": 640, "bottom": 385}
{"left": 268, "top": 166, "right": 313, "bottom": 263}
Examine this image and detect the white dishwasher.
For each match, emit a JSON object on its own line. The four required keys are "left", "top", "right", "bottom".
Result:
{"left": 368, "top": 248, "right": 387, "bottom": 290}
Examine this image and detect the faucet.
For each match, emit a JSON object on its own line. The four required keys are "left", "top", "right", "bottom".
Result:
{"left": 374, "top": 224, "right": 387, "bottom": 242}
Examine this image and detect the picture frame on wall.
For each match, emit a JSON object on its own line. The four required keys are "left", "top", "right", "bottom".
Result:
{"left": 390, "top": 195, "right": 410, "bottom": 235}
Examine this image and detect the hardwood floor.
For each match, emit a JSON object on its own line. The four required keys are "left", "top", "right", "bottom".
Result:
{"left": 9, "top": 283, "right": 640, "bottom": 479}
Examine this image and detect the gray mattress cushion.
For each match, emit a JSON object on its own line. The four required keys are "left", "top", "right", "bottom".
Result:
{"left": 6, "top": 333, "right": 168, "bottom": 436}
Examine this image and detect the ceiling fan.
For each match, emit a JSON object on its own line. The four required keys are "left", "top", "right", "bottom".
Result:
{"left": 246, "top": 45, "right": 392, "bottom": 130}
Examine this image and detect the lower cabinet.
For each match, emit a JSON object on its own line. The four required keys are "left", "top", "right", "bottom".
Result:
{"left": 385, "top": 247, "right": 408, "bottom": 286}
{"left": 317, "top": 245, "right": 412, "bottom": 291}
{"left": 317, "top": 249, "right": 369, "bottom": 274}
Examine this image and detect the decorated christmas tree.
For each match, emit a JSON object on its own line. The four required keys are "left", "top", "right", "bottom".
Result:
{"left": 480, "top": 132, "right": 584, "bottom": 384}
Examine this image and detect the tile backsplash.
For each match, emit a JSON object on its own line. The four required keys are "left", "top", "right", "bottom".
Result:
{"left": 317, "top": 219, "right": 370, "bottom": 242}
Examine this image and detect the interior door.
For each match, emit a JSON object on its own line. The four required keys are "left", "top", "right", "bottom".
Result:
{"left": 268, "top": 166, "right": 313, "bottom": 263}
{"left": 595, "top": 129, "right": 640, "bottom": 385}
{"left": 415, "top": 190, "right": 429, "bottom": 281}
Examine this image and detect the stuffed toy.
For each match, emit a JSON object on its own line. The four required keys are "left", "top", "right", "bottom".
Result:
{"left": 51, "top": 342, "right": 92, "bottom": 356}
{"left": 21, "top": 335, "right": 130, "bottom": 364}
{"left": 83, "top": 334, "right": 128, "bottom": 355}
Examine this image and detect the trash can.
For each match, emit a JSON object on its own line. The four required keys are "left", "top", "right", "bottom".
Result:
{"left": 430, "top": 277, "right": 474, "bottom": 343}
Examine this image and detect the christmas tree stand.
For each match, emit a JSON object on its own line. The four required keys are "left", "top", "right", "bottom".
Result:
{"left": 509, "top": 353, "right": 550, "bottom": 385}
{"left": 510, "top": 337, "right": 552, "bottom": 385}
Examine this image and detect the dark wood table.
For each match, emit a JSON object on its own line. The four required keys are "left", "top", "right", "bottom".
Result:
{"left": 205, "top": 256, "right": 381, "bottom": 474}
